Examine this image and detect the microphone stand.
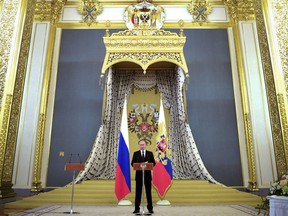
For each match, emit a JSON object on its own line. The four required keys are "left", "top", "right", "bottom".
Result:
{"left": 139, "top": 163, "right": 151, "bottom": 215}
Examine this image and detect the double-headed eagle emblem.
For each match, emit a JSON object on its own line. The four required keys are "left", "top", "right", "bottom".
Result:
{"left": 78, "top": 0, "right": 103, "bottom": 26}
{"left": 128, "top": 109, "right": 159, "bottom": 145}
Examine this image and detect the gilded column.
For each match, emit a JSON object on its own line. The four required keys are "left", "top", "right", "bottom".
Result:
{"left": 224, "top": 0, "right": 258, "bottom": 191}
{"left": 0, "top": 0, "right": 36, "bottom": 198}
{"left": 253, "top": 0, "right": 287, "bottom": 176}
{"left": 270, "top": 0, "right": 288, "bottom": 98}
{"left": 31, "top": 0, "right": 66, "bottom": 192}
{"left": 262, "top": 0, "right": 288, "bottom": 171}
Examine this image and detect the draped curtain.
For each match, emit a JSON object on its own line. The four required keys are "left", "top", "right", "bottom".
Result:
{"left": 75, "top": 67, "right": 219, "bottom": 184}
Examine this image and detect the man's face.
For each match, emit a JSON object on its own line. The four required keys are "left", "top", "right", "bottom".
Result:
{"left": 139, "top": 140, "right": 147, "bottom": 150}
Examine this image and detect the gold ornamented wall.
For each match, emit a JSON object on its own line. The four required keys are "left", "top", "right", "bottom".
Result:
{"left": 253, "top": 0, "right": 287, "bottom": 176}
{"left": 0, "top": 0, "right": 37, "bottom": 198}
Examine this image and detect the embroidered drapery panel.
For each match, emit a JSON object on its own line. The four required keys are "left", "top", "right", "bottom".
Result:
{"left": 75, "top": 68, "right": 219, "bottom": 184}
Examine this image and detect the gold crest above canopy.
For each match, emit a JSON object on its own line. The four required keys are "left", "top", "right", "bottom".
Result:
{"left": 101, "top": 0, "right": 188, "bottom": 78}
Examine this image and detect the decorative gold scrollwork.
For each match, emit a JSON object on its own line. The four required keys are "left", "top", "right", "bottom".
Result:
{"left": 277, "top": 94, "right": 288, "bottom": 169}
{"left": 0, "top": 95, "right": 13, "bottom": 183}
{"left": 35, "top": 0, "right": 51, "bottom": 21}
{"left": 31, "top": 113, "right": 45, "bottom": 192}
{"left": 244, "top": 113, "right": 259, "bottom": 191}
{"left": 35, "top": 0, "right": 66, "bottom": 24}
{"left": 270, "top": 0, "right": 288, "bottom": 97}
{"left": 224, "top": 0, "right": 255, "bottom": 23}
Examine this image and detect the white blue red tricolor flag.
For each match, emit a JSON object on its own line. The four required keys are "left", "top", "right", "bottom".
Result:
{"left": 152, "top": 98, "right": 173, "bottom": 198}
{"left": 115, "top": 99, "right": 131, "bottom": 201}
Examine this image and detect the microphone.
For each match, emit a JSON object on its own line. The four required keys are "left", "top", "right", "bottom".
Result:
{"left": 68, "top": 153, "right": 82, "bottom": 163}
{"left": 77, "top": 154, "right": 82, "bottom": 164}
{"left": 69, "top": 154, "right": 73, "bottom": 163}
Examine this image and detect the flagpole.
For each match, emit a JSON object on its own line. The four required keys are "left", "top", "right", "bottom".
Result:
{"left": 117, "top": 197, "right": 132, "bottom": 206}
{"left": 156, "top": 199, "right": 171, "bottom": 206}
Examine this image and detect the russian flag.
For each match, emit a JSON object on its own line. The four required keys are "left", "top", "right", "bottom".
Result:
{"left": 115, "top": 99, "right": 131, "bottom": 201}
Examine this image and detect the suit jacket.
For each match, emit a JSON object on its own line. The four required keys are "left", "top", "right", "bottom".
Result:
{"left": 131, "top": 150, "right": 156, "bottom": 181}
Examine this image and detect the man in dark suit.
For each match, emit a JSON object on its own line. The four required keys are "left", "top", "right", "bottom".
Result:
{"left": 131, "top": 139, "right": 156, "bottom": 214}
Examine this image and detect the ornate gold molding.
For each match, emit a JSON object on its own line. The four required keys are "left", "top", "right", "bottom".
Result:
{"left": 78, "top": 0, "right": 103, "bottom": 26}
{"left": 102, "top": 28, "right": 188, "bottom": 76}
{"left": 0, "top": 94, "right": 12, "bottom": 184}
{"left": 2, "top": 0, "right": 36, "bottom": 191}
{"left": 277, "top": 94, "right": 288, "bottom": 169}
{"left": 224, "top": 0, "right": 255, "bottom": 23}
{"left": 187, "top": 0, "right": 213, "bottom": 25}
{"left": 244, "top": 113, "right": 258, "bottom": 191}
{"left": 35, "top": 0, "right": 66, "bottom": 24}
{"left": 31, "top": 113, "right": 45, "bottom": 192}
{"left": 0, "top": 0, "right": 36, "bottom": 198}
{"left": 253, "top": 0, "right": 287, "bottom": 176}
{"left": 35, "top": 0, "right": 52, "bottom": 21}
{"left": 0, "top": 0, "right": 19, "bottom": 109}
{"left": 0, "top": 1, "right": 3, "bottom": 15}
{"left": 2, "top": 0, "right": 37, "bottom": 191}
{"left": 51, "top": 0, "right": 66, "bottom": 24}
{"left": 0, "top": 95, "right": 16, "bottom": 198}
{"left": 270, "top": 0, "right": 288, "bottom": 99}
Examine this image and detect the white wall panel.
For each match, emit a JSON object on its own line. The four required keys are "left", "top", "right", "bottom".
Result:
{"left": 227, "top": 28, "right": 249, "bottom": 187}
{"left": 13, "top": 22, "right": 50, "bottom": 188}
{"left": 208, "top": 6, "right": 228, "bottom": 22}
{"left": 41, "top": 28, "right": 62, "bottom": 188}
{"left": 239, "top": 21, "right": 277, "bottom": 187}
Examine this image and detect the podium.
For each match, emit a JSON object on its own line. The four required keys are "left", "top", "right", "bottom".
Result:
{"left": 133, "top": 163, "right": 154, "bottom": 216}
{"left": 64, "top": 163, "right": 85, "bottom": 214}
{"left": 268, "top": 195, "right": 288, "bottom": 216}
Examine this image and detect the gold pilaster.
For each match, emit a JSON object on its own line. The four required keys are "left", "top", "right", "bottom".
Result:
{"left": 0, "top": 95, "right": 15, "bottom": 198}
{"left": 253, "top": 0, "right": 287, "bottom": 176}
{"left": 31, "top": 1, "right": 65, "bottom": 191}
{"left": 0, "top": 0, "right": 36, "bottom": 198}
{"left": 31, "top": 113, "right": 45, "bottom": 192}
{"left": 270, "top": 0, "right": 288, "bottom": 98}
{"left": 0, "top": 0, "right": 19, "bottom": 108}
{"left": 277, "top": 94, "right": 288, "bottom": 168}
{"left": 262, "top": 0, "right": 288, "bottom": 172}
{"left": 224, "top": 0, "right": 258, "bottom": 191}
{"left": 244, "top": 113, "right": 258, "bottom": 191}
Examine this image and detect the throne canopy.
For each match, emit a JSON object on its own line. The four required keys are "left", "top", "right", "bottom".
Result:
{"left": 101, "top": 0, "right": 189, "bottom": 77}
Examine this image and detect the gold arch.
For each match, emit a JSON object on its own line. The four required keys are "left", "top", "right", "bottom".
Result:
{"left": 102, "top": 56, "right": 188, "bottom": 75}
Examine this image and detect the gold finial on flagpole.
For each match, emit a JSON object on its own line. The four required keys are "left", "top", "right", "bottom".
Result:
{"left": 178, "top": 19, "right": 185, "bottom": 37}
{"left": 105, "top": 20, "right": 111, "bottom": 37}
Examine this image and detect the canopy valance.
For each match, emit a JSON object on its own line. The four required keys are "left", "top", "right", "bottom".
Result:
{"left": 101, "top": 28, "right": 189, "bottom": 78}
